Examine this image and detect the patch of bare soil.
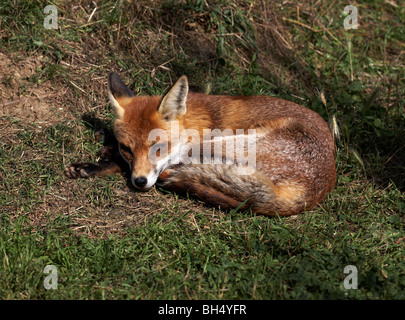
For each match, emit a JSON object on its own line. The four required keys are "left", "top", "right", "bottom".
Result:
{"left": 0, "top": 50, "right": 71, "bottom": 126}
{"left": 32, "top": 182, "right": 207, "bottom": 239}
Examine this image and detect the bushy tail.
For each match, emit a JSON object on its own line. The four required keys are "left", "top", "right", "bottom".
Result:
{"left": 164, "top": 164, "right": 307, "bottom": 216}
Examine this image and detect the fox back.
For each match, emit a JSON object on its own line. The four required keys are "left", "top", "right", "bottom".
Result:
{"left": 107, "top": 72, "right": 336, "bottom": 216}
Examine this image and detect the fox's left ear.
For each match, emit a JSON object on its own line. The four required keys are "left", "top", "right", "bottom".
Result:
{"left": 108, "top": 72, "right": 135, "bottom": 119}
{"left": 158, "top": 75, "right": 188, "bottom": 121}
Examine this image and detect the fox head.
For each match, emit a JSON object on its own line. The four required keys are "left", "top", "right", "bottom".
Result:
{"left": 108, "top": 72, "right": 189, "bottom": 190}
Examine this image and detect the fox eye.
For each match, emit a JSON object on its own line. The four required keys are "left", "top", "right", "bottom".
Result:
{"left": 119, "top": 144, "right": 132, "bottom": 155}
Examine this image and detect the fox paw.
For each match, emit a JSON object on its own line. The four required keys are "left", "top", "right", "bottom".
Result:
{"left": 64, "top": 163, "right": 97, "bottom": 179}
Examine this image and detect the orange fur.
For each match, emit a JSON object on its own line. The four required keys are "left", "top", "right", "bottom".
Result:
{"left": 67, "top": 73, "right": 336, "bottom": 216}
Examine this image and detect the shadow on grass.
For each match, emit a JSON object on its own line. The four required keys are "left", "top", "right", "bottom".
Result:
{"left": 78, "top": 112, "right": 137, "bottom": 192}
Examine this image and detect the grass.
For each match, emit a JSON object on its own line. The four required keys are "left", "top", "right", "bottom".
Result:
{"left": 0, "top": 0, "right": 404, "bottom": 300}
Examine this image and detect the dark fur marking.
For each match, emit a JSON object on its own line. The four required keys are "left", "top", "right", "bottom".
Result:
{"left": 108, "top": 72, "right": 135, "bottom": 98}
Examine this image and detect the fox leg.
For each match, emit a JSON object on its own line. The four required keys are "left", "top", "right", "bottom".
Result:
{"left": 157, "top": 167, "right": 254, "bottom": 212}
{"left": 157, "top": 165, "right": 306, "bottom": 216}
{"left": 65, "top": 159, "right": 121, "bottom": 179}
{"left": 65, "top": 128, "right": 127, "bottom": 179}
{"left": 159, "top": 170, "right": 249, "bottom": 211}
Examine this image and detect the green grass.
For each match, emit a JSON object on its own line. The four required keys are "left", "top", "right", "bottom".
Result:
{"left": 2, "top": 191, "right": 404, "bottom": 299}
{"left": 0, "top": 0, "right": 404, "bottom": 300}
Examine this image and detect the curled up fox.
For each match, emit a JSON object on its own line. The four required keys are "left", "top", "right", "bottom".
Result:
{"left": 65, "top": 72, "right": 336, "bottom": 216}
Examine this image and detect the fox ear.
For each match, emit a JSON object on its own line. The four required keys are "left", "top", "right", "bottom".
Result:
{"left": 108, "top": 72, "right": 135, "bottom": 119}
{"left": 158, "top": 75, "right": 188, "bottom": 121}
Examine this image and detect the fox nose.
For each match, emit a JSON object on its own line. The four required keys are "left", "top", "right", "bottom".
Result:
{"left": 134, "top": 177, "right": 148, "bottom": 188}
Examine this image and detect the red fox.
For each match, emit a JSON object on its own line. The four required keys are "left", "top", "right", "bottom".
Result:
{"left": 65, "top": 72, "right": 336, "bottom": 216}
